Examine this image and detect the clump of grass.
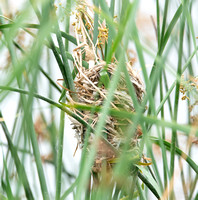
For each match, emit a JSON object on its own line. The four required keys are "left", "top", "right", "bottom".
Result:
{"left": 0, "top": 0, "right": 198, "bottom": 200}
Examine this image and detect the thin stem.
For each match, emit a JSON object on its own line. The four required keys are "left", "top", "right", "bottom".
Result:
{"left": 170, "top": 8, "right": 185, "bottom": 178}
{"left": 55, "top": 109, "right": 65, "bottom": 200}
{"left": 138, "top": 171, "right": 160, "bottom": 199}
{"left": 0, "top": 111, "right": 34, "bottom": 200}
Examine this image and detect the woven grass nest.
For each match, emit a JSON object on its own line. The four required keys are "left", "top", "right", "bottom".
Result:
{"left": 69, "top": 61, "right": 144, "bottom": 172}
{"left": 67, "top": 2, "right": 145, "bottom": 173}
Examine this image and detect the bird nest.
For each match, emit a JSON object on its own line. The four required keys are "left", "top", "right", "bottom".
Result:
{"left": 66, "top": 1, "right": 145, "bottom": 172}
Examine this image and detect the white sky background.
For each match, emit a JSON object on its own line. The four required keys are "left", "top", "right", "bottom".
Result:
{"left": 0, "top": 0, "right": 198, "bottom": 199}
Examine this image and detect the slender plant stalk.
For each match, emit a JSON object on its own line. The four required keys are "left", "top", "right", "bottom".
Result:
{"left": 170, "top": 7, "right": 185, "bottom": 179}
{"left": 0, "top": 111, "right": 34, "bottom": 200}
{"left": 55, "top": 108, "right": 65, "bottom": 200}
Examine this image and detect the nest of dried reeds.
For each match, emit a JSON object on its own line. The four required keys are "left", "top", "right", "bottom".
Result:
{"left": 66, "top": 1, "right": 145, "bottom": 173}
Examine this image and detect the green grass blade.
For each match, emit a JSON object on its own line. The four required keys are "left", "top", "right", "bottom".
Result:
{"left": 2, "top": 157, "right": 15, "bottom": 200}
{"left": 99, "top": 0, "right": 116, "bottom": 59}
{"left": 39, "top": 67, "right": 61, "bottom": 93}
{"left": 0, "top": 86, "right": 96, "bottom": 137}
{"left": 137, "top": 164, "right": 162, "bottom": 196}
{"left": 93, "top": 0, "right": 99, "bottom": 45}
{"left": 109, "top": 0, "right": 115, "bottom": 17}
{"left": 0, "top": 23, "right": 77, "bottom": 45}
{"left": 150, "top": 137, "right": 198, "bottom": 174}
{"left": 60, "top": 178, "right": 79, "bottom": 200}
{"left": 55, "top": 29, "right": 75, "bottom": 91}
{"left": 55, "top": 106, "right": 66, "bottom": 200}
{"left": 137, "top": 170, "right": 161, "bottom": 199}
{"left": 160, "top": 4, "right": 183, "bottom": 54}
{"left": 148, "top": 4, "right": 183, "bottom": 97}
{"left": 156, "top": 0, "right": 160, "bottom": 47}
{"left": 0, "top": 111, "right": 34, "bottom": 200}
{"left": 12, "top": 40, "right": 61, "bottom": 93}
{"left": 188, "top": 174, "right": 198, "bottom": 199}
{"left": 170, "top": 9, "right": 185, "bottom": 178}
{"left": 182, "top": 0, "right": 198, "bottom": 62}
{"left": 136, "top": 181, "right": 146, "bottom": 200}
{"left": 156, "top": 45, "right": 198, "bottom": 115}
{"left": 159, "top": 75, "right": 169, "bottom": 187}
{"left": 2, "top": 85, "right": 198, "bottom": 139}
{"left": 159, "top": 0, "right": 169, "bottom": 47}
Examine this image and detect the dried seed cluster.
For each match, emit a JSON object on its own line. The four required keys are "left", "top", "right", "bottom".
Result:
{"left": 180, "top": 75, "right": 198, "bottom": 143}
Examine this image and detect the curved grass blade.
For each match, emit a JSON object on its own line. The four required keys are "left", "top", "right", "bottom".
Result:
{"left": 1, "top": 85, "right": 198, "bottom": 137}
{"left": 0, "top": 23, "right": 77, "bottom": 45}
{"left": 137, "top": 170, "right": 161, "bottom": 199}
{"left": 62, "top": 102, "right": 198, "bottom": 137}
{"left": 150, "top": 137, "right": 198, "bottom": 174}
